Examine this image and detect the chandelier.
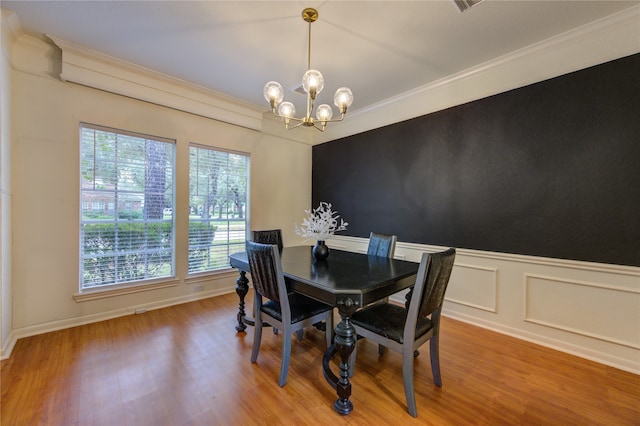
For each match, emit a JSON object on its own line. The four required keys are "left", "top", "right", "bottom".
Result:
{"left": 263, "top": 8, "right": 353, "bottom": 131}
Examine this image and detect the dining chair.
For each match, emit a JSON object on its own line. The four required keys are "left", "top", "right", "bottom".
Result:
{"left": 365, "top": 232, "right": 398, "bottom": 353}
{"left": 346, "top": 232, "right": 399, "bottom": 369}
{"left": 252, "top": 229, "right": 288, "bottom": 335}
{"left": 246, "top": 241, "right": 334, "bottom": 387}
{"left": 252, "top": 229, "right": 283, "bottom": 252}
{"left": 367, "top": 232, "right": 397, "bottom": 258}
{"left": 350, "top": 248, "right": 456, "bottom": 417}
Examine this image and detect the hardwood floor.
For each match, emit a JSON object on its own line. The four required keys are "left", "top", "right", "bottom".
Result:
{"left": 2, "top": 292, "right": 639, "bottom": 425}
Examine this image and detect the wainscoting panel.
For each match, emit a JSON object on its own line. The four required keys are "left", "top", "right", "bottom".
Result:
{"left": 524, "top": 274, "right": 640, "bottom": 349}
{"left": 446, "top": 263, "right": 498, "bottom": 313}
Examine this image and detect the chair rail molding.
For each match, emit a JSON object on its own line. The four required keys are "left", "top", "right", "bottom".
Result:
{"left": 328, "top": 236, "right": 640, "bottom": 374}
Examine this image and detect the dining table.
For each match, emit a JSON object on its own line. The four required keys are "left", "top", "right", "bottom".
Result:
{"left": 229, "top": 245, "right": 419, "bottom": 415}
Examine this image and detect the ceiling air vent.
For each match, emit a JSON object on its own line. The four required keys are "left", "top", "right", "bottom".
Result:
{"left": 292, "top": 84, "right": 306, "bottom": 95}
{"left": 453, "top": 0, "right": 484, "bottom": 13}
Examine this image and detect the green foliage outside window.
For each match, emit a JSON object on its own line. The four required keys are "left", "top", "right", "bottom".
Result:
{"left": 82, "top": 221, "right": 217, "bottom": 287}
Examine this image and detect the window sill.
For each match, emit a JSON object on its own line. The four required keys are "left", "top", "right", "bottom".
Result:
{"left": 185, "top": 268, "right": 238, "bottom": 285}
{"left": 73, "top": 278, "right": 180, "bottom": 302}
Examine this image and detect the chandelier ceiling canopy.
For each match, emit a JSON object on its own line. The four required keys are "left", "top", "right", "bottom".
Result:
{"left": 263, "top": 8, "right": 353, "bottom": 132}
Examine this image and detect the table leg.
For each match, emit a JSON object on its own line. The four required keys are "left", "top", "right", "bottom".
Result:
{"left": 234, "top": 270, "right": 249, "bottom": 332}
{"left": 322, "top": 301, "right": 358, "bottom": 415}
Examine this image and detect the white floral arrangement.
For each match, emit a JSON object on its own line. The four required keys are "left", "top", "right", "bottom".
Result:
{"left": 294, "top": 202, "right": 348, "bottom": 241}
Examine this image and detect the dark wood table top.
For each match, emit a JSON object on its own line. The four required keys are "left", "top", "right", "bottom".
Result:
{"left": 229, "top": 245, "right": 419, "bottom": 308}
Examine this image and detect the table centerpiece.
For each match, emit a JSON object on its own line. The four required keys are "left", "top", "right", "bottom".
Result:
{"left": 294, "top": 202, "right": 348, "bottom": 261}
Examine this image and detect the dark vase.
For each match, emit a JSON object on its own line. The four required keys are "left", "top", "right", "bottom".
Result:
{"left": 312, "top": 240, "right": 330, "bottom": 261}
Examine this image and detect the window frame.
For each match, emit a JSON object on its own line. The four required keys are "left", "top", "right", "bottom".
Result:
{"left": 187, "top": 143, "right": 250, "bottom": 276}
{"left": 78, "top": 122, "right": 176, "bottom": 293}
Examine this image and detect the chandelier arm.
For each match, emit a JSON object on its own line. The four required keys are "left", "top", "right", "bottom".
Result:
{"left": 312, "top": 122, "right": 326, "bottom": 132}
{"left": 271, "top": 109, "right": 345, "bottom": 125}
{"left": 286, "top": 121, "right": 306, "bottom": 130}
{"left": 271, "top": 113, "right": 305, "bottom": 123}
{"left": 318, "top": 114, "right": 347, "bottom": 124}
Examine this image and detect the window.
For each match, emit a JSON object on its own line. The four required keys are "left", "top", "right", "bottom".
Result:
{"left": 80, "top": 123, "right": 175, "bottom": 290}
{"left": 189, "top": 144, "right": 249, "bottom": 274}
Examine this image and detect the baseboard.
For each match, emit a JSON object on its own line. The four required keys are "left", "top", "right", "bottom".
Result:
{"left": 441, "top": 309, "right": 639, "bottom": 375}
{"left": 4, "top": 287, "right": 236, "bottom": 359}
{"left": 395, "top": 290, "right": 639, "bottom": 375}
{"left": 1, "top": 330, "right": 17, "bottom": 361}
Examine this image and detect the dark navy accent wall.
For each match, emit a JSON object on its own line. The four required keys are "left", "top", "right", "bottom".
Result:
{"left": 312, "top": 53, "right": 640, "bottom": 267}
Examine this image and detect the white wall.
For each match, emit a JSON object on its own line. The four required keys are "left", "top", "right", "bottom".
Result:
{"left": 4, "top": 32, "right": 311, "bottom": 354}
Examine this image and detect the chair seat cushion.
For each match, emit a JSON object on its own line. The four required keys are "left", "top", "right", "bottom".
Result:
{"left": 262, "top": 293, "right": 332, "bottom": 324}
{"left": 351, "top": 303, "right": 433, "bottom": 344}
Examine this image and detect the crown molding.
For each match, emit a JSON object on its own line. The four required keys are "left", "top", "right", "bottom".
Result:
{"left": 9, "top": 5, "right": 639, "bottom": 144}
{"left": 315, "top": 4, "right": 640, "bottom": 144}
{"left": 1, "top": 8, "right": 22, "bottom": 59}
{"left": 48, "top": 36, "right": 265, "bottom": 131}
{"left": 0, "top": 8, "right": 23, "bottom": 42}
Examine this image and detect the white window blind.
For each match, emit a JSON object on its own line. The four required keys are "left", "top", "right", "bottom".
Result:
{"left": 80, "top": 123, "right": 175, "bottom": 289}
{"left": 189, "top": 144, "right": 249, "bottom": 274}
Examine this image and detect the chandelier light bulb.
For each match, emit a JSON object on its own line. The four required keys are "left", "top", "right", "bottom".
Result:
{"left": 316, "top": 104, "right": 333, "bottom": 122}
{"left": 302, "top": 69, "right": 324, "bottom": 99}
{"left": 263, "top": 81, "right": 284, "bottom": 107}
{"left": 277, "top": 101, "right": 296, "bottom": 118}
{"left": 334, "top": 87, "right": 354, "bottom": 114}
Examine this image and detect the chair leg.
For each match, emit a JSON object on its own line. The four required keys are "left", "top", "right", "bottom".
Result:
{"left": 378, "top": 344, "right": 385, "bottom": 355}
{"left": 402, "top": 350, "right": 418, "bottom": 417}
{"left": 278, "top": 329, "right": 293, "bottom": 387}
{"left": 430, "top": 336, "right": 442, "bottom": 387}
{"left": 251, "top": 312, "right": 263, "bottom": 363}
{"left": 295, "top": 329, "right": 304, "bottom": 341}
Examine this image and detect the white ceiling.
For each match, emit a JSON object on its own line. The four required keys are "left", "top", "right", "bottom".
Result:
{"left": 3, "top": 0, "right": 639, "bottom": 116}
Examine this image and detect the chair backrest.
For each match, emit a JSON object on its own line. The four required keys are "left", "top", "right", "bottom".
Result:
{"left": 252, "top": 229, "right": 283, "bottom": 252}
{"left": 246, "top": 241, "right": 288, "bottom": 304}
{"left": 367, "top": 232, "right": 397, "bottom": 258}
{"left": 405, "top": 248, "right": 456, "bottom": 339}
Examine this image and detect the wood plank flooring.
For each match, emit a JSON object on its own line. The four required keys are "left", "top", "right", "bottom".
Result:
{"left": 2, "top": 292, "right": 639, "bottom": 425}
